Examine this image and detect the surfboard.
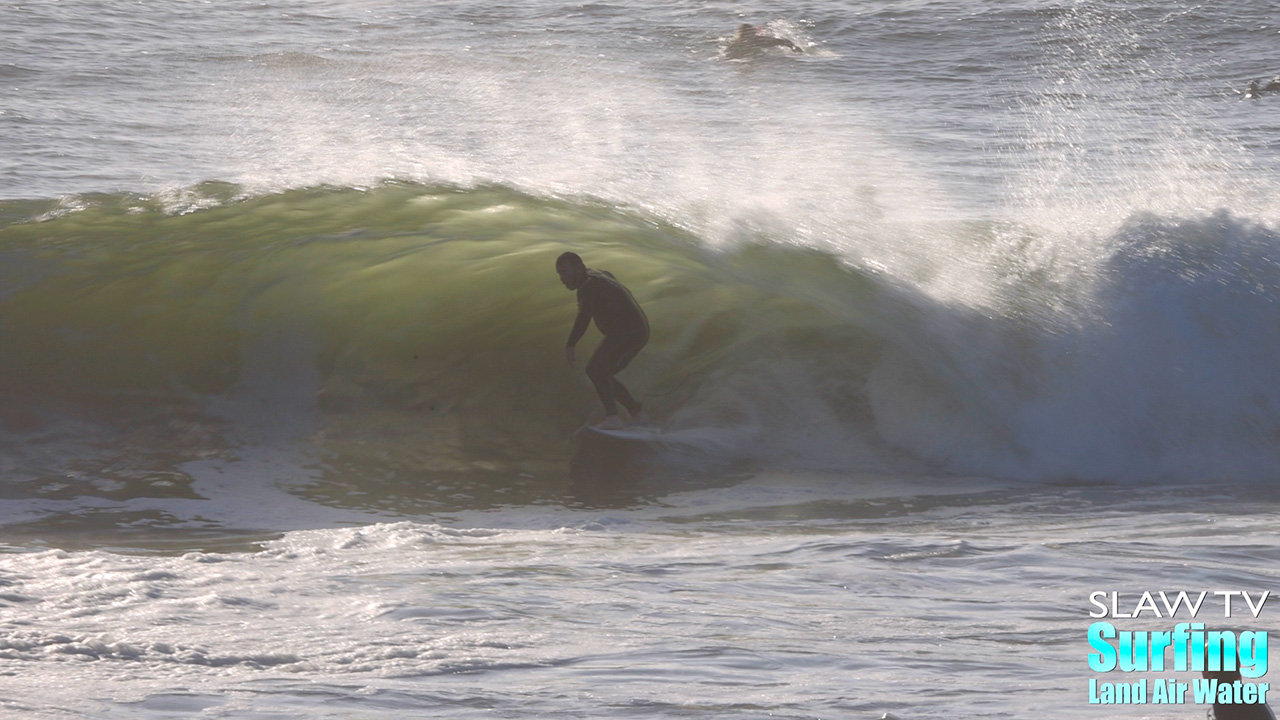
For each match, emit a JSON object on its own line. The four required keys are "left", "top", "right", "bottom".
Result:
{"left": 573, "top": 424, "right": 664, "bottom": 443}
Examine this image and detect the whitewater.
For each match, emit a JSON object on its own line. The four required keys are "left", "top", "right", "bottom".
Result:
{"left": 2, "top": 1, "right": 1279, "bottom": 718}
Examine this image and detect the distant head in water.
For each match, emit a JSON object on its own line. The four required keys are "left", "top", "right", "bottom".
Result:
{"left": 725, "top": 22, "right": 803, "bottom": 59}
{"left": 734, "top": 23, "right": 760, "bottom": 42}
{"left": 1266, "top": 75, "right": 1280, "bottom": 92}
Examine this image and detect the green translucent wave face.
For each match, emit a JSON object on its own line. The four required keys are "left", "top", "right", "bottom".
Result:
{"left": 0, "top": 183, "right": 886, "bottom": 510}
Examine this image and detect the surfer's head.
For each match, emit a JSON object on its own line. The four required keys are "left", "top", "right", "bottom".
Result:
{"left": 555, "top": 251, "right": 588, "bottom": 290}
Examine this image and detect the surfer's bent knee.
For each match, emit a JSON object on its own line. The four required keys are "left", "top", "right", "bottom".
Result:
{"left": 588, "top": 332, "right": 644, "bottom": 379}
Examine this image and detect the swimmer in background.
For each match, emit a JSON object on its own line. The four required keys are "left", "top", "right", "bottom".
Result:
{"left": 1243, "top": 76, "right": 1280, "bottom": 99}
{"left": 725, "top": 23, "right": 804, "bottom": 59}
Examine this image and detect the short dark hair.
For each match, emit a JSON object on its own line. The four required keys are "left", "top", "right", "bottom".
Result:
{"left": 555, "top": 251, "right": 585, "bottom": 269}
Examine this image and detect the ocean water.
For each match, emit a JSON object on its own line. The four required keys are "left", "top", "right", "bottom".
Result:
{"left": 2, "top": 1, "right": 1280, "bottom": 718}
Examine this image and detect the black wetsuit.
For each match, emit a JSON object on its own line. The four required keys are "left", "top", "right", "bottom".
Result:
{"left": 567, "top": 269, "right": 649, "bottom": 417}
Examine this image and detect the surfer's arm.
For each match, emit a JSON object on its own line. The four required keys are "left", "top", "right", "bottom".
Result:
{"left": 565, "top": 302, "right": 592, "bottom": 365}
{"left": 567, "top": 304, "right": 591, "bottom": 347}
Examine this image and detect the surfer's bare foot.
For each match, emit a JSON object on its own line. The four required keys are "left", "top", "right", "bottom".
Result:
{"left": 629, "top": 411, "right": 652, "bottom": 426}
{"left": 597, "top": 415, "right": 625, "bottom": 430}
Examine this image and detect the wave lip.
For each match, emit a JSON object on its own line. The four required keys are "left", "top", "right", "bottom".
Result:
{"left": 870, "top": 211, "right": 1280, "bottom": 484}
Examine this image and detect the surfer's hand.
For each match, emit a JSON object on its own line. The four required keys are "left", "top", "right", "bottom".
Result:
{"left": 566, "top": 345, "right": 576, "bottom": 367}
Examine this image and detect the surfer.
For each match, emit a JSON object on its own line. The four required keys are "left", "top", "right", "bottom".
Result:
{"left": 725, "top": 23, "right": 804, "bottom": 59}
{"left": 556, "top": 252, "right": 651, "bottom": 430}
{"left": 1243, "top": 76, "right": 1279, "bottom": 99}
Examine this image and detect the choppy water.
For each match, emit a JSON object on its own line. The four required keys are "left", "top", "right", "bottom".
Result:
{"left": 2, "top": 1, "right": 1280, "bottom": 718}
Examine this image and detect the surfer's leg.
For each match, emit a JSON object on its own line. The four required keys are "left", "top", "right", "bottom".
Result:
{"left": 612, "top": 379, "right": 641, "bottom": 417}
{"left": 607, "top": 332, "right": 648, "bottom": 419}
{"left": 588, "top": 332, "right": 646, "bottom": 421}
{"left": 586, "top": 338, "right": 624, "bottom": 418}
{"left": 588, "top": 372, "right": 619, "bottom": 417}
